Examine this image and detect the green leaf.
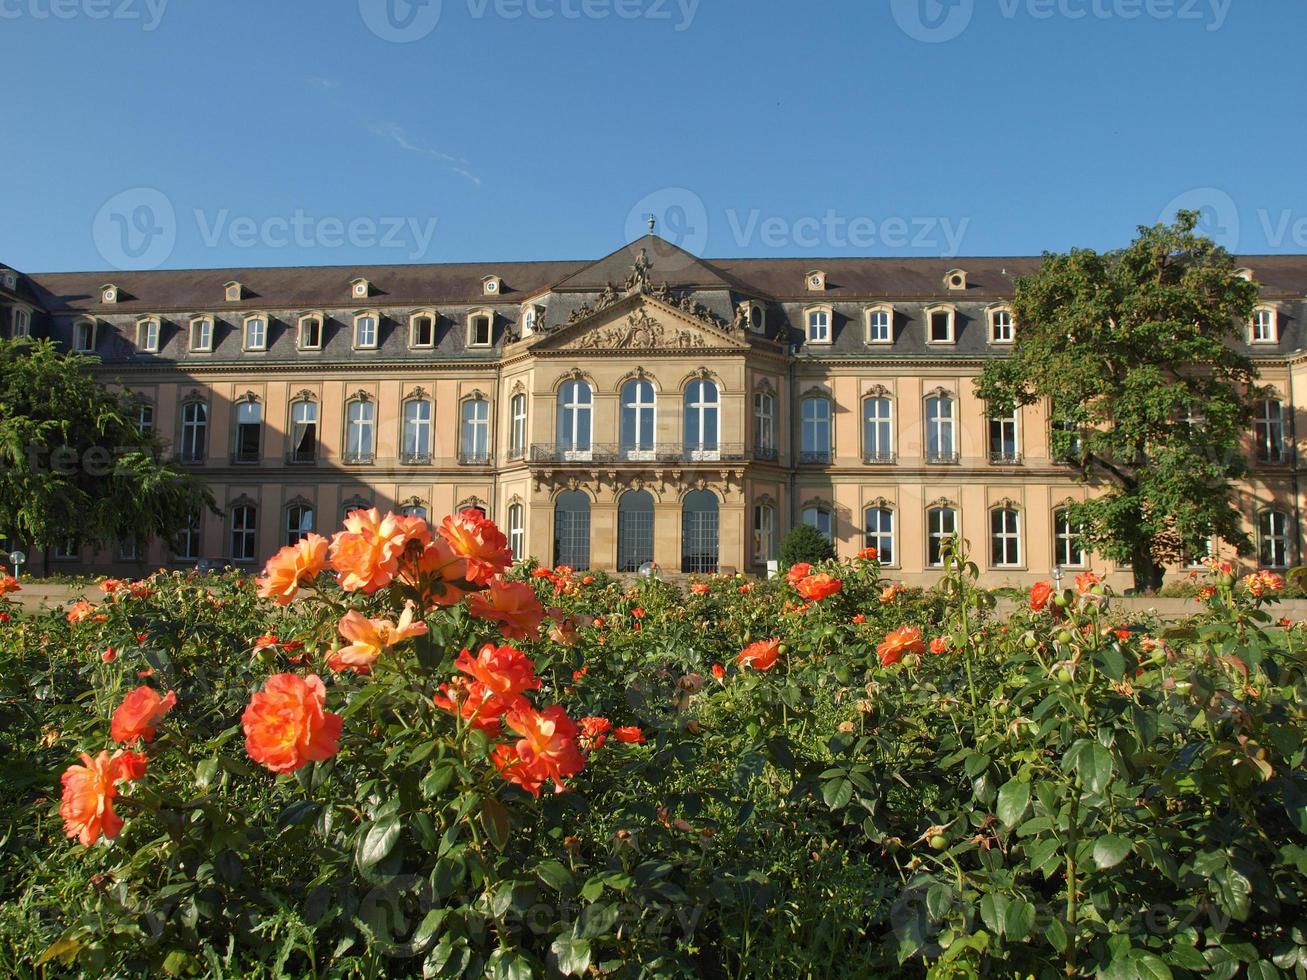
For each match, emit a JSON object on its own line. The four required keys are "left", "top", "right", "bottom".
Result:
{"left": 1078, "top": 743, "right": 1114, "bottom": 794}
{"left": 996, "top": 778, "right": 1031, "bottom": 827}
{"left": 1093, "top": 835, "right": 1133, "bottom": 870}
{"left": 481, "top": 797, "right": 509, "bottom": 851}
{"left": 822, "top": 776, "right": 853, "bottom": 810}
{"left": 537, "top": 860, "right": 574, "bottom": 893}
{"left": 551, "top": 936, "right": 592, "bottom": 976}
{"left": 1004, "top": 897, "right": 1034, "bottom": 943}
{"left": 1132, "top": 950, "right": 1174, "bottom": 980}
{"left": 357, "top": 815, "right": 402, "bottom": 871}
{"left": 979, "top": 893, "right": 1009, "bottom": 936}
{"left": 1212, "top": 866, "right": 1252, "bottom": 921}
{"left": 194, "top": 757, "right": 220, "bottom": 790}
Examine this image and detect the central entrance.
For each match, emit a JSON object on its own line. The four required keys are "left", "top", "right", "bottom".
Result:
{"left": 617, "top": 490, "right": 654, "bottom": 571}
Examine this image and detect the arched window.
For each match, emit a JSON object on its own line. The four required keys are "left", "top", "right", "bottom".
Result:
{"left": 297, "top": 313, "right": 323, "bottom": 350}
{"left": 286, "top": 504, "right": 314, "bottom": 547}
{"left": 753, "top": 390, "right": 776, "bottom": 457}
{"left": 399, "top": 503, "right": 429, "bottom": 520}
{"left": 802, "top": 505, "right": 833, "bottom": 542}
{"left": 806, "top": 307, "right": 831, "bottom": 343}
{"left": 179, "top": 401, "right": 207, "bottom": 463}
{"left": 409, "top": 311, "right": 436, "bottom": 348}
{"left": 508, "top": 503, "right": 525, "bottom": 561}
{"left": 230, "top": 504, "right": 257, "bottom": 562}
{"left": 1255, "top": 399, "right": 1287, "bottom": 463}
{"left": 866, "top": 306, "right": 893, "bottom": 344}
{"left": 1053, "top": 509, "right": 1084, "bottom": 568}
{"left": 753, "top": 502, "right": 777, "bottom": 563}
{"left": 11, "top": 307, "right": 31, "bottom": 338}
{"left": 509, "top": 393, "right": 528, "bottom": 460}
{"left": 401, "top": 399, "right": 432, "bottom": 464}
{"left": 801, "top": 396, "right": 832, "bottom": 464}
{"left": 242, "top": 314, "right": 267, "bottom": 351}
{"left": 682, "top": 490, "right": 719, "bottom": 574}
{"left": 620, "top": 380, "right": 656, "bottom": 460}
{"left": 618, "top": 489, "right": 655, "bottom": 571}
{"left": 554, "top": 491, "right": 590, "bottom": 570}
{"left": 684, "top": 379, "right": 720, "bottom": 459}
{"left": 863, "top": 507, "right": 894, "bottom": 565}
{"left": 522, "top": 307, "right": 538, "bottom": 336}
{"left": 344, "top": 399, "right": 375, "bottom": 464}
{"left": 137, "top": 317, "right": 160, "bottom": 352}
{"left": 234, "top": 401, "right": 262, "bottom": 463}
{"left": 989, "top": 307, "right": 1014, "bottom": 344}
{"left": 927, "top": 506, "right": 957, "bottom": 567}
{"left": 460, "top": 398, "right": 490, "bottom": 464}
{"left": 72, "top": 318, "right": 95, "bottom": 353}
{"left": 1259, "top": 510, "right": 1291, "bottom": 568}
{"left": 189, "top": 316, "right": 213, "bottom": 353}
{"left": 289, "top": 400, "right": 317, "bottom": 464}
{"left": 863, "top": 396, "right": 893, "bottom": 463}
{"left": 990, "top": 508, "right": 1021, "bottom": 567}
{"left": 1252, "top": 307, "right": 1278, "bottom": 344}
{"left": 557, "top": 380, "right": 593, "bottom": 459}
{"left": 354, "top": 312, "right": 379, "bottom": 349}
{"left": 926, "top": 394, "right": 956, "bottom": 463}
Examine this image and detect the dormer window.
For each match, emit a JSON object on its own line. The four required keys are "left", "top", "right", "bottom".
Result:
{"left": 1, "top": 271, "right": 16, "bottom": 291}
{"left": 865, "top": 305, "right": 893, "bottom": 344}
{"left": 242, "top": 313, "right": 268, "bottom": 351}
{"left": 100, "top": 284, "right": 119, "bottom": 304}
{"left": 738, "top": 300, "right": 766, "bottom": 333}
{"left": 224, "top": 281, "right": 244, "bottom": 302}
{"left": 468, "top": 310, "right": 493, "bottom": 348}
{"left": 350, "top": 277, "right": 372, "bottom": 299}
{"left": 805, "top": 270, "right": 826, "bottom": 292}
{"left": 988, "top": 305, "right": 1015, "bottom": 344}
{"left": 926, "top": 305, "right": 956, "bottom": 344}
{"left": 1252, "top": 306, "right": 1278, "bottom": 344}
{"left": 482, "top": 275, "right": 502, "bottom": 296}
{"left": 72, "top": 318, "right": 96, "bottom": 353}
{"left": 297, "top": 312, "right": 323, "bottom": 350}
{"left": 409, "top": 310, "right": 436, "bottom": 348}
{"left": 189, "top": 315, "right": 213, "bottom": 352}
{"left": 11, "top": 307, "right": 31, "bottom": 338}
{"left": 136, "top": 317, "right": 161, "bottom": 353}
{"left": 945, "top": 269, "right": 968, "bottom": 291}
{"left": 354, "top": 311, "right": 380, "bottom": 350}
{"left": 521, "top": 305, "right": 539, "bottom": 337}
{"left": 806, "top": 306, "right": 832, "bottom": 344}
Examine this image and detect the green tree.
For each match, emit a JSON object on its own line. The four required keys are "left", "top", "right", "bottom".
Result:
{"left": 0, "top": 338, "right": 214, "bottom": 572}
{"left": 975, "top": 212, "right": 1261, "bottom": 593}
{"left": 779, "top": 522, "right": 836, "bottom": 566}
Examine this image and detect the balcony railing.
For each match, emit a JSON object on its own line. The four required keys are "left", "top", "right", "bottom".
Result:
{"left": 863, "top": 450, "right": 896, "bottom": 465}
{"left": 753, "top": 444, "right": 778, "bottom": 462}
{"left": 458, "top": 450, "right": 493, "bottom": 466}
{"left": 926, "top": 449, "right": 960, "bottom": 464}
{"left": 528, "top": 443, "right": 750, "bottom": 464}
{"left": 230, "top": 451, "right": 260, "bottom": 465}
{"left": 286, "top": 449, "right": 317, "bottom": 465}
{"left": 506, "top": 445, "right": 526, "bottom": 462}
{"left": 799, "top": 450, "right": 833, "bottom": 465}
{"left": 342, "top": 450, "right": 375, "bottom": 465}
{"left": 400, "top": 451, "right": 432, "bottom": 465}
{"left": 1256, "top": 447, "right": 1292, "bottom": 465}
{"left": 988, "top": 450, "right": 1023, "bottom": 465}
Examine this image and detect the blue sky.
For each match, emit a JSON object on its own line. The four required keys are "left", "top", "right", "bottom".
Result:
{"left": 1, "top": 0, "right": 1302, "bottom": 271}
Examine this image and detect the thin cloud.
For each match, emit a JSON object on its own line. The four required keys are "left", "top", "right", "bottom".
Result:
{"left": 370, "top": 122, "right": 481, "bottom": 187}
{"left": 306, "top": 76, "right": 340, "bottom": 90}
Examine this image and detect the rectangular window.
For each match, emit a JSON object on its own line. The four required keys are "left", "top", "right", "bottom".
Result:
{"left": 411, "top": 314, "right": 435, "bottom": 348}
{"left": 117, "top": 539, "right": 139, "bottom": 562}
{"left": 864, "top": 508, "right": 894, "bottom": 566}
{"left": 753, "top": 504, "right": 776, "bottom": 562}
{"left": 54, "top": 537, "right": 78, "bottom": 560}
{"left": 190, "top": 317, "right": 212, "bottom": 352}
{"left": 469, "top": 315, "right": 492, "bottom": 347}
{"left": 1255, "top": 400, "right": 1287, "bottom": 463}
{"left": 991, "top": 309, "right": 1014, "bottom": 343}
{"left": 754, "top": 392, "right": 776, "bottom": 456}
{"left": 355, "top": 316, "right": 378, "bottom": 349}
{"left": 299, "top": 316, "right": 322, "bottom": 350}
{"left": 1054, "top": 510, "right": 1085, "bottom": 567}
{"left": 138, "top": 319, "right": 160, "bottom": 352}
{"left": 1051, "top": 418, "right": 1082, "bottom": 463}
{"left": 244, "top": 317, "right": 266, "bottom": 351}
{"left": 800, "top": 398, "right": 832, "bottom": 463}
{"left": 868, "top": 309, "right": 891, "bottom": 343}
{"left": 402, "top": 400, "right": 432, "bottom": 463}
{"left": 929, "top": 309, "right": 954, "bottom": 343}
{"left": 1253, "top": 308, "right": 1277, "bottom": 343}
{"left": 289, "top": 401, "right": 317, "bottom": 463}
{"left": 988, "top": 410, "right": 1020, "bottom": 464}
{"left": 73, "top": 320, "right": 94, "bottom": 352}
{"left": 12, "top": 308, "right": 31, "bottom": 337}
{"left": 510, "top": 394, "right": 528, "bottom": 460}
{"left": 863, "top": 397, "right": 893, "bottom": 463}
{"left": 345, "top": 401, "right": 375, "bottom": 463}
{"left": 235, "top": 402, "right": 261, "bottom": 463}
{"left": 991, "top": 509, "right": 1021, "bottom": 567}
{"left": 807, "top": 310, "right": 830, "bottom": 343}
{"left": 508, "top": 504, "right": 525, "bottom": 562}
{"left": 927, "top": 507, "right": 956, "bottom": 567}
{"left": 175, "top": 512, "right": 201, "bottom": 561}
{"left": 1259, "top": 511, "right": 1290, "bottom": 568}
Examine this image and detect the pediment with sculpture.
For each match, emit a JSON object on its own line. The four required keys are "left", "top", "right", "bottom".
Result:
{"left": 530, "top": 294, "right": 749, "bottom": 354}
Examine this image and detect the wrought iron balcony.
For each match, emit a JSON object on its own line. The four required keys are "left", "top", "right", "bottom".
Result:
{"left": 400, "top": 451, "right": 432, "bottom": 465}
{"left": 342, "top": 450, "right": 375, "bottom": 465}
{"left": 926, "top": 449, "right": 960, "bottom": 464}
{"left": 458, "top": 450, "right": 493, "bottom": 466}
{"left": 528, "top": 443, "right": 750, "bottom": 464}
{"left": 799, "top": 450, "right": 833, "bottom": 465}
{"left": 230, "top": 451, "right": 260, "bottom": 465}
{"left": 286, "top": 449, "right": 317, "bottom": 465}
{"left": 506, "top": 445, "right": 526, "bottom": 462}
{"left": 862, "top": 450, "right": 897, "bottom": 465}
{"left": 988, "top": 450, "right": 1023, "bottom": 465}
{"left": 753, "top": 444, "right": 778, "bottom": 462}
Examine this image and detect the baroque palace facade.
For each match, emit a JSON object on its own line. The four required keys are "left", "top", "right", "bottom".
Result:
{"left": 0, "top": 235, "right": 1303, "bottom": 586}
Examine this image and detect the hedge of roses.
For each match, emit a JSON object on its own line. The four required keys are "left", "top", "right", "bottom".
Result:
{"left": 0, "top": 514, "right": 1305, "bottom": 978}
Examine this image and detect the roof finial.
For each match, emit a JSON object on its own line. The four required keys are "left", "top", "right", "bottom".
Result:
{"left": 647, "top": 214, "right": 656, "bottom": 234}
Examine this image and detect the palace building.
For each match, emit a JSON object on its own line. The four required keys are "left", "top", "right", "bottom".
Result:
{"left": 0, "top": 235, "right": 1302, "bottom": 585}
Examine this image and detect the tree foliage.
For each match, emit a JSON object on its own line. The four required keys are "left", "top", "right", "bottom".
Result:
{"left": 975, "top": 212, "right": 1261, "bottom": 592}
{"left": 779, "top": 522, "right": 836, "bottom": 566}
{"left": 0, "top": 338, "right": 214, "bottom": 565}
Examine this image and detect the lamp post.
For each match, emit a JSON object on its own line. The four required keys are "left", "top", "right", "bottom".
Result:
{"left": 1052, "top": 565, "right": 1063, "bottom": 592}
{"left": 9, "top": 550, "right": 27, "bottom": 580}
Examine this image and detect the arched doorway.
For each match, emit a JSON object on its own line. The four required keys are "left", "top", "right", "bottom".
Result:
{"left": 681, "top": 490, "right": 719, "bottom": 574}
{"left": 554, "top": 490, "right": 591, "bottom": 570}
{"left": 617, "top": 490, "right": 655, "bottom": 572}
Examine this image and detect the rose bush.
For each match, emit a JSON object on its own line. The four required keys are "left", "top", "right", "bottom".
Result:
{"left": 0, "top": 518, "right": 1304, "bottom": 977}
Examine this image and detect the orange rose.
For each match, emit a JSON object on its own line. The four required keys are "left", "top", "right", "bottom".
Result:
{"left": 852, "top": 613, "right": 866, "bottom": 625}
{"left": 453, "top": 643, "right": 542, "bottom": 701}
{"left": 877, "top": 626, "right": 925, "bottom": 667}
{"left": 494, "top": 703, "right": 586, "bottom": 796}
{"left": 110, "top": 685, "right": 178, "bottom": 744}
{"left": 67, "top": 600, "right": 94, "bottom": 623}
{"left": 785, "top": 563, "right": 813, "bottom": 587}
{"left": 60, "top": 749, "right": 146, "bottom": 846}
{"left": 690, "top": 582, "right": 710, "bottom": 595}
{"left": 929, "top": 637, "right": 949, "bottom": 655}
{"left": 738, "top": 638, "right": 782, "bottom": 671}
{"left": 257, "top": 533, "right": 329, "bottom": 605}
{"left": 329, "top": 508, "right": 410, "bottom": 594}
{"left": 328, "top": 603, "right": 428, "bottom": 673}
{"left": 579, "top": 715, "right": 612, "bottom": 750}
{"left": 612, "top": 725, "right": 646, "bottom": 744}
{"left": 435, "top": 510, "right": 513, "bottom": 586}
{"left": 1029, "top": 581, "right": 1053, "bottom": 612}
{"left": 880, "top": 584, "right": 902, "bottom": 604}
{"left": 711, "top": 663, "right": 725, "bottom": 680}
{"left": 467, "top": 577, "right": 545, "bottom": 641}
{"left": 796, "top": 573, "right": 842, "bottom": 601}
{"left": 433, "top": 678, "right": 517, "bottom": 736}
{"left": 1075, "top": 571, "right": 1101, "bottom": 594}
{"left": 242, "top": 673, "right": 342, "bottom": 774}
{"left": 0, "top": 574, "right": 20, "bottom": 596}
{"left": 857, "top": 546, "right": 879, "bottom": 561}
